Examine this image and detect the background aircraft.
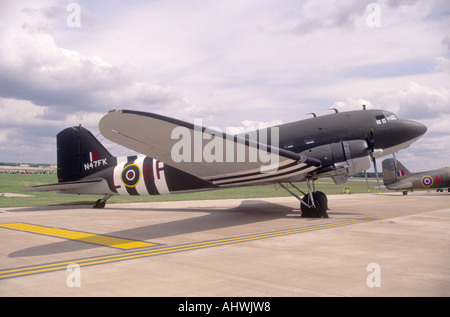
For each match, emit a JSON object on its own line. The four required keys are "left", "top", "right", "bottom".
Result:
{"left": 382, "top": 158, "right": 450, "bottom": 195}
{"left": 23, "top": 108, "right": 427, "bottom": 218}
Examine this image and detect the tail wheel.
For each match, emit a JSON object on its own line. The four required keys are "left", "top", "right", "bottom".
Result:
{"left": 93, "top": 194, "right": 113, "bottom": 208}
{"left": 94, "top": 199, "right": 106, "bottom": 209}
{"left": 301, "top": 191, "right": 328, "bottom": 218}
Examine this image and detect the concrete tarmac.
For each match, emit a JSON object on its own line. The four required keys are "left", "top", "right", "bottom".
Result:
{"left": 0, "top": 192, "right": 449, "bottom": 297}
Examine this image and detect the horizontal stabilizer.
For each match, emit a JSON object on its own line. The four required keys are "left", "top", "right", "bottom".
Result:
{"left": 385, "top": 180, "right": 413, "bottom": 190}
{"left": 21, "top": 179, "right": 104, "bottom": 193}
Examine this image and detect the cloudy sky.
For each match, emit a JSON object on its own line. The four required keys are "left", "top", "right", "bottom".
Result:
{"left": 0, "top": 0, "right": 449, "bottom": 172}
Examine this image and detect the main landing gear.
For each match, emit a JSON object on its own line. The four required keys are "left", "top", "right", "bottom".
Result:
{"left": 279, "top": 180, "right": 329, "bottom": 218}
{"left": 93, "top": 194, "right": 113, "bottom": 209}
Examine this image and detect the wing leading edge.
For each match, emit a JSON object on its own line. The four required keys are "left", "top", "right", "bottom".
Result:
{"left": 99, "top": 109, "right": 321, "bottom": 186}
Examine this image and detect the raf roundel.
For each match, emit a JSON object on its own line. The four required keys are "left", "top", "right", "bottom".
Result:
{"left": 121, "top": 164, "right": 141, "bottom": 187}
{"left": 421, "top": 175, "right": 433, "bottom": 188}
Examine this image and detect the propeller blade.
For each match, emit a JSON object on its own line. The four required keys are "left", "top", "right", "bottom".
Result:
{"left": 372, "top": 156, "right": 382, "bottom": 193}
{"left": 367, "top": 129, "right": 375, "bottom": 151}
{"left": 365, "top": 129, "right": 381, "bottom": 193}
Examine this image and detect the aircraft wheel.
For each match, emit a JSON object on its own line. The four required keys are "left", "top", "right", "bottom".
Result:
{"left": 301, "top": 192, "right": 328, "bottom": 218}
{"left": 315, "top": 191, "right": 328, "bottom": 206}
{"left": 93, "top": 199, "right": 106, "bottom": 209}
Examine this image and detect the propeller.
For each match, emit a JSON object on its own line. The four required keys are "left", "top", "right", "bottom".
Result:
{"left": 365, "top": 129, "right": 382, "bottom": 193}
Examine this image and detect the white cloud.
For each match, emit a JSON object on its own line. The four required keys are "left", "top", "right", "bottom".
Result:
{"left": 333, "top": 98, "right": 375, "bottom": 112}
{"left": 375, "top": 82, "right": 450, "bottom": 119}
{"left": 0, "top": 98, "right": 47, "bottom": 126}
{"left": 434, "top": 56, "right": 450, "bottom": 73}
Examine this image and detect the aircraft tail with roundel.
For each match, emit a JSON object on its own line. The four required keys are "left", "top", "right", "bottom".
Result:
{"left": 383, "top": 157, "right": 450, "bottom": 193}
{"left": 382, "top": 158, "right": 412, "bottom": 189}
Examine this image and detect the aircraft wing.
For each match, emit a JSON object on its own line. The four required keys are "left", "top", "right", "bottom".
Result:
{"left": 21, "top": 179, "right": 104, "bottom": 193}
{"left": 99, "top": 109, "right": 321, "bottom": 186}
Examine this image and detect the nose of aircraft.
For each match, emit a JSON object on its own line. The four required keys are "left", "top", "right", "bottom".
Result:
{"left": 373, "top": 118, "right": 427, "bottom": 156}
{"left": 390, "top": 118, "right": 427, "bottom": 149}
{"left": 407, "top": 120, "right": 427, "bottom": 139}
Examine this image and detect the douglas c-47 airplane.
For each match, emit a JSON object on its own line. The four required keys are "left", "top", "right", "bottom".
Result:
{"left": 23, "top": 108, "right": 427, "bottom": 218}
{"left": 382, "top": 158, "right": 450, "bottom": 195}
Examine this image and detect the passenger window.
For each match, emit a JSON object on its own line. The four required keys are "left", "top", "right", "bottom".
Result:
{"left": 304, "top": 136, "right": 315, "bottom": 145}
{"left": 283, "top": 140, "right": 294, "bottom": 149}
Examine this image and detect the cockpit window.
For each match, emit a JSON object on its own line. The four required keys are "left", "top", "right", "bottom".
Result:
{"left": 376, "top": 114, "right": 398, "bottom": 124}
{"left": 385, "top": 114, "right": 398, "bottom": 122}
{"left": 375, "top": 115, "right": 388, "bottom": 125}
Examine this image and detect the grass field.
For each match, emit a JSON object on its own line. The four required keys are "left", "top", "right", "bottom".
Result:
{"left": 0, "top": 173, "right": 387, "bottom": 208}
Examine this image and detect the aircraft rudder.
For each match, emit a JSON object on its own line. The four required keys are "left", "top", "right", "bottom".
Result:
{"left": 382, "top": 158, "right": 411, "bottom": 186}
{"left": 382, "top": 158, "right": 397, "bottom": 186}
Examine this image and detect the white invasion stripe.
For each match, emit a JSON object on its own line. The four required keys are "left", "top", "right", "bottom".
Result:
{"left": 116, "top": 156, "right": 127, "bottom": 164}
{"left": 153, "top": 160, "right": 170, "bottom": 195}
{"left": 212, "top": 162, "right": 310, "bottom": 185}
{"left": 113, "top": 161, "right": 129, "bottom": 196}
{"left": 134, "top": 156, "right": 149, "bottom": 195}
{"left": 214, "top": 165, "right": 318, "bottom": 186}
{"left": 203, "top": 158, "right": 296, "bottom": 181}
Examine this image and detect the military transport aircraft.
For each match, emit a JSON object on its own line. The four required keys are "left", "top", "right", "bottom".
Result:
{"left": 23, "top": 108, "right": 427, "bottom": 218}
{"left": 382, "top": 158, "right": 450, "bottom": 195}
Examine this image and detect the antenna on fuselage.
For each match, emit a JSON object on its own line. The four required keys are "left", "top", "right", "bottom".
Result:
{"left": 362, "top": 105, "right": 366, "bottom": 110}
{"left": 306, "top": 113, "right": 317, "bottom": 118}
{"left": 329, "top": 108, "right": 339, "bottom": 113}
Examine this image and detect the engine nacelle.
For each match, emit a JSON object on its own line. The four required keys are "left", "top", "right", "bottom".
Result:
{"left": 300, "top": 140, "right": 371, "bottom": 184}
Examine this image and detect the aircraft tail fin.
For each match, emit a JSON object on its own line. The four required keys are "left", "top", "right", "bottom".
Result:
{"left": 57, "top": 126, "right": 116, "bottom": 182}
{"left": 382, "top": 158, "right": 411, "bottom": 187}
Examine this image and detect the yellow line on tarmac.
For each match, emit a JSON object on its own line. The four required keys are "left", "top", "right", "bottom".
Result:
{"left": 0, "top": 206, "right": 444, "bottom": 280}
{"left": 0, "top": 223, "right": 156, "bottom": 250}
